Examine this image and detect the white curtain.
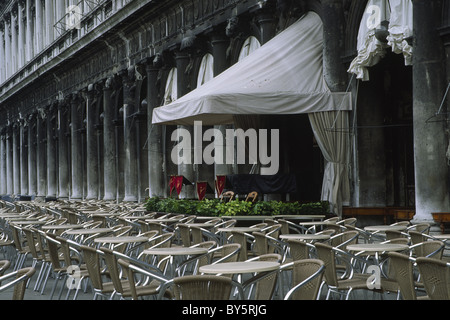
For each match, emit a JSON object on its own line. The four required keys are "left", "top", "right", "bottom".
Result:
{"left": 309, "top": 111, "right": 351, "bottom": 217}
{"left": 348, "top": 0, "right": 390, "bottom": 81}
{"left": 238, "top": 36, "right": 261, "bottom": 61}
{"left": 164, "top": 67, "right": 178, "bottom": 105}
{"left": 197, "top": 53, "right": 214, "bottom": 87}
{"left": 387, "top": 0, "right": 413, "bottom": 66}
{"left": 348, "top": 0, "right": 413, "bottom": 81}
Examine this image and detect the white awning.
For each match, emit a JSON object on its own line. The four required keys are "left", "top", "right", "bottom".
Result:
{"left": 152, "top": 11, "right": 352, "bottom": 126}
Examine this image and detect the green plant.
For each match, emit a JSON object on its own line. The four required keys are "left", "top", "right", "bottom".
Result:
{"left": 145, "top": 197, "right": 330, "bottom": 217}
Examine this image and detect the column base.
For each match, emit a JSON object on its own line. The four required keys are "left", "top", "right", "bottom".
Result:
{"left": 123, "top": 195, "right": 138, "bottom": 202}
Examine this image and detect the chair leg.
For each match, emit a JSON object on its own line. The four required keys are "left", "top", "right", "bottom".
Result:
{"left": 34, "top": 261, "right": 48, "bottom": 292}
{"left": 40, "top": 264, "right": 53, "bottom": 294}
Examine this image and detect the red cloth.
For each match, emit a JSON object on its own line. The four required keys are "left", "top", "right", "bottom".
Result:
{"left": 215, "top": 175, "right": 226, "bottom": 196}
{"left": 196, "top": 182, "right": 208, "bottom": 201}
{"left": 174, "top": 176, "right": 184, "bottom": 196}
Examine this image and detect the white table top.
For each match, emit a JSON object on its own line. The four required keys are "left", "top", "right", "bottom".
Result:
{"left": 145, "top": 219, "right": 179, "bottom": 223}
{"left": 346, "top": 243, "right": 409, "bottom": 253}
{"left": 275, "top": 215, "right": 326, "bottom": 220}
{"left": 199, "top": 261, "right": 280, "bottom": 275}
{"left": 11, "top": 220, "right": 48, "bottom": 225}
{"left": 298, "top": 221, "right": 337, "bottom": 226}
{"left": 279, "top": 234, "right": 330, "bottom": 241}
{"left": 216, "top": 227, "right": 261, "bottom": 233}
{"left": 121, "top": 215, "right": 156, "bottom": 220}
{"left": 143, "top": 247, "right": 209, "bottom": 256}
{"left": 90, "top": 213, "right": 122, "bottom": 217}
{"left": 183, "top": 223, "right": 216, "bottom": 228}
{"left": 364, "top": 225, "right": 408, "bottom": 232}
{"left": 94, "top": 236, "right": 149, "bottom": 244}
{"left": 0, "top": 214, "right": 24, "bottom": 218}
{"left": 41, "top": 224, "right": 84, "bottom": 230}
{"left": 64, "top": 228, "right": 113, "bottom": 235}
{"left": 432, "top": 234, "right": 450, "bottom": 240}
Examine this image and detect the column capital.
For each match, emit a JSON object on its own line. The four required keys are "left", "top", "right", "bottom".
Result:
{"left": 119, "top": 66, "right": 137, "bottom": 84}
{"left": 70, "top": 91, "right": 82, "bottom": 104}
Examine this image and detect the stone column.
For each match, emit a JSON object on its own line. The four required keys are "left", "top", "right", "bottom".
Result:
{"left": 322, "top": 0, "right": 347, "bottom": 92}
{"left": 175, "top": 50, "right": 195, "bottom": 199}
{"left": 135, "top": 73, "right": 148, "bottom": 203}
{"left": 45, "top": 0, "right": 53, "bottom": 46}
{"left": 57, "top": 101, "right": 70, "bottom": 199}
{"left": 27, "top": 113, "right": 37, "bottom": 198}
{"left": 5, "top": 18, "right": 11, "bottom": 79}
{"left": 121, "top": 67, "right": 139, "bottom": 202}
{"left": 0, "top": 29, "right": 4, "bottom": 83}
{"left": 20, "top": 118, "right": 28, "bottom": 196}
{"left": 211, "top": 33, "right": 233, "bottom": 179}
{"left": 255, "top": 6, "right": 276, "bottom": 45}
{"left": 146, "top": 60, "right": 165, "bottom": 198}
{"left": 26, "top": 0, "right": 34, "bottom": 62}
{"left": 103, "top": 77, "right": 117, "bottom": 201}
{"left": 35, "top": 0, "right": 43, "bottom": 54}
{"left": 46, "top": 104, "right": 57, "bottom": 198}
{"left": 36, "top": 110, "right": 47, "bottom": 200}
{"left": 12, "top": 123, "right": 20, "bottom": 196}
{"left": 412, "top": 0, "right": 450, "bottom": 223}
{"left": 11, "top": 11, "right": 17, "bottom": 75}
{"left": 18, "top": 1, "right": 25, "bottom": 68}
{"left": 0, "top": 133, "right": 7, "bottom": 196}
{"left": 70, "top": 93, "right": 83, "bottom": 199}
{"left": 6, "top": 127, "right": 13, "bottom": 196}
{"left": 86, "top": 84, "right": 99, "bottom": 200}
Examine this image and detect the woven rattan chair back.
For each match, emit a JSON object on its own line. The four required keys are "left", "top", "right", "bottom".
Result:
{"left": 314, "top": 243, "right": 338, "bottom": 287}
{"left": 173, "top": 275, "right": 233, "bottom": 300}
{"left": 100, "top": 247, "right": 125, "bottom": 295}
{"left": 416, "top": 257, "right": 450, "bottom": 300}
{"left": 289, "top": 259, "right": 325, "bottom": 300}
{"left": 231, "top": 231, "right": 250, "bottom": 261}
{"left": 80, "top": 245, "right": 103, "bottom": 291}
{"left": 288, "top": 239, "right": 312, "bottom": 261}
{"left": 388, "top": 252, "right": 418, "bottom": 300}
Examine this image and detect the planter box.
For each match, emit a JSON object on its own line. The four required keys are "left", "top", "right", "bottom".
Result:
{"left": 432, "top": 212, "right": 450, "bottom": 233}
{"left": 343, "top": 207, "right": 415, "bottom": 225}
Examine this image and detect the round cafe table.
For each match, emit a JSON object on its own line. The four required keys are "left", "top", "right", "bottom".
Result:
{"left": 94, "top": 236, "right": 149, "bottom": 244}
{"left": 199, "top": 261, "right": 280, "bottom": 275}
{"left": 143, "top": 247, "right": 208, "bottom": 256}
{"left": 279, "top": 234, "right": 330, "bottom": 241}
{"left": 41, "top": 224, "right": 83, "bottom": 231}
{"left": 216, "top": 227, "right": 261, "bottom": 233}
{"left": 346, "top": 243, "right": 409, "bottom": 254}
{"left": 432, "top": 234, "right": 450, "bottom": 240}
{"left": 142, "top": 247, "right": 209, "bottom": 277}
{"left": 10, "top": 220, "right": 48, "bottom": 226}
{"left": 64, "top": 228, "right": 113, "bottom": 236}
{"left": 364, "top": 225, "right": 408, "bottom": 232}
{"left": 346, "top": 243, "right": 410, "bottom": 278}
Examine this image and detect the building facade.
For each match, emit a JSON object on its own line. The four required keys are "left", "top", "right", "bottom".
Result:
{"left": 0, "top": 0, "right": 449, "bottom": 225}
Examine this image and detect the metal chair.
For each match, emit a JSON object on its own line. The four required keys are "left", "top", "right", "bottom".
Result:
{"left": 416, "top": 257, "right": 450, "bottom": 300}
{"left": 283, "top": 259, "right": 325, "bottom": 300}
{"left": 171, "top": 274, "right": 244, "bottom": 300}
{"left": 387, "top": 252, "right": 428, "bottom": 300}
{"left": 0, "top": 267, "right": 36, "bottom": 300}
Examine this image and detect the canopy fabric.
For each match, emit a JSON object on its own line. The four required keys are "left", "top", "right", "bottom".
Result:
{"left": 348, "top": 0, "right": 413, "bottom": 81}
{"left": 152, "top": 11, "right": 352, "bottom": 126}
